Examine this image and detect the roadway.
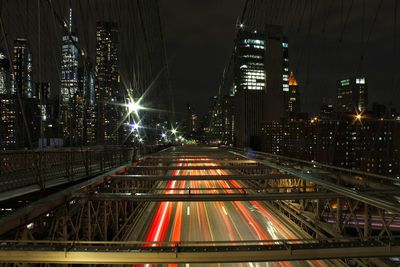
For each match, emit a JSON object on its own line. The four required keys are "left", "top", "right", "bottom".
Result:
{"left": 131, "top": 156, "right": 341, "bottom": 267}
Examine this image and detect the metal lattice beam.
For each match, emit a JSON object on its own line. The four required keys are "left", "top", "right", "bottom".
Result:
{"left": 76, "top": 192, "right": 341, "bottom": 201}
{"left": 0, "top": 240, "right": 399, "bottom": 264}
{"left": 111, "top": 174, "right": 293, "bottom": 180}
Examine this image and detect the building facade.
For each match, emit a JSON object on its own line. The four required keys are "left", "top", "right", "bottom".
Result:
{"left": 262, "top": 115, "right": 400, "bottom": 177}
{"left": 13, "top": 38, "right": 33, "bottom": 98}
{"left": 13, "top": 38, "right": 34, "bottom": 148}
{"left": 287, "top": 71, "right": 300, "bottom": 116}
{"left": 60, "top": 9, "right": 79, "bottom": 143}
{"left": 0, "top": 95, "right": 17, "bottom": 149}
{"left": 95, "top": 21, "right": 120, "bottom": 144}
{"left": 0, "top": 52, "right": 15, "bottom": 149}
{"left": 0, "top": 52, "right": 10, "bottom": 94}
{"left": 337, "top": 77, "right": 368, "bottom": 113}
{"left": 233, "top": 25, "right": 287, "bottom": 149}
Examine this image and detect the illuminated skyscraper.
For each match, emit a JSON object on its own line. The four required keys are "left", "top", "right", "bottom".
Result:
{"left": 78, "top": 66, "right": 96, "bottom": 145}
{"left": 13, "top": 38, "right": 34, "bottom": 148}
{"left": 0, "top": 96, "right": 17, "bottom": 149}
{"left": 60, "top": 8, "right": 79, "bottom": 142}
{"left": 282, "top": 37, "right": 289, "bottom": 104}
{"left": 287, "top": 71, "right": 300, "bottom": 115}
{"left": 13, "top": 38, "right": 33, "bottom": 98}
{"left": 0, "top": 52, "right": 10, "bottom": 94}
{"left": 0, "top": 52, "right": 16, "bottom": 149}
{"left": 233, "top": 25, "right": 287, "bottom": 149}
{"left": 95, "top": 21, "right": 120, "bottom": 144}
{"left": 233, "top": 30, "right": 266, "bottom": 149}
{"left": 337, "top": 77, "right": 368, "bottom": 113}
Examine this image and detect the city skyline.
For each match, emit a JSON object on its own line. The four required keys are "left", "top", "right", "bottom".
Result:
{"left": 0, "top": 1, "right": 398, "bottom": 116}
{"left": 1, "top": 2, "right": 399, "bottom": 150}
{"left": 0, "top": 2, "right": 399, "bottom": 266}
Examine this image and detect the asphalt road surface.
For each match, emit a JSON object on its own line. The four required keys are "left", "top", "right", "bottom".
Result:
{"left": 134, "top": 160, "right": 339, "bottom": 267}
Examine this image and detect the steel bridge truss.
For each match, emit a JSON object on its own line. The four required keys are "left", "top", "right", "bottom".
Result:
{"left": 0, "top": 146, "right": 399, "bottom": 265}
{"left": 1, "top": 237, "right": 399, "bottom": 264}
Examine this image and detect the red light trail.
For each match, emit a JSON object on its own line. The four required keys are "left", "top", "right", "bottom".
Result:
{"left": 135, "top": 159, "right": 332, "bottom": 267}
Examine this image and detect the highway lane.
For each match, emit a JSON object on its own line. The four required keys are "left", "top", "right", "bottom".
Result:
{"left": 133, "top": 160, "right": 339, "bottom": 267}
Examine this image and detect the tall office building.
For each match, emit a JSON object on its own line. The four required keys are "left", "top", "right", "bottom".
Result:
{"left": 233, "top": 25, "right": 286, "bottom": 149}
{"left": 60, "top": 8, "right": 79, "bottom": 143}
{"left": 0, "top": 52, "right": 10, "bottom": 94}
{"left": 35, "top": 82, "right": 53, "bottom": 144}
{"left": 207, "top": 96, "right": 224, "bottom": 142}
{"left": 95, "top": 21, "right": 120, "bottom": 144}
{"left": 222, "top": 95, "right": 235, "bottom": 144}
{"left": 264, "top": 25, "right": 287, "bottom": 121}
{"left": 78, "top": 66, "right": 96, "bottom": 145}
{"left": 233, "top": 30, "right": 266, "bottom": 149}
{"left": 35, "top": 82, "right": 51, "bottom": 123}
{"left": 282, "top": 37, "right": 289, "bottom": 112}
{"left": 337, "top": 77, "right": 368, "bottom": 113}
{"left": 0, "top": 52, "right": 16, "bottom": 149}
{"left": 185, "top": 104, "right": 198, "bottom": 137}
{"left": 208, "top": 95, "right": 235, "bottom": 145}
{"left": 13, "top": 38, "right": 33, "bottom": 98}
{"left": 287, "top": 71, "right": 300, "bottom": 115}
{"left": 0, "top": 96, "right": 17, "bottom": 149}
{"left": 13, "top": 38, "right": 34, "bottom": 148}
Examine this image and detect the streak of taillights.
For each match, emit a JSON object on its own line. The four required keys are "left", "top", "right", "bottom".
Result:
{"left": 227, "top": 172, "right": 329, "bottom": 267}
{"left": 170, "top": 181, "right": 186, "bottom": 242}
{"left": 139, "top": 158, "right": 329, "bottom": 267}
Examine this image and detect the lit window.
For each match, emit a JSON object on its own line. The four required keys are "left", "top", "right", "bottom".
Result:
{"left": 355, "top": 78, "right": 365, "bottom": 84}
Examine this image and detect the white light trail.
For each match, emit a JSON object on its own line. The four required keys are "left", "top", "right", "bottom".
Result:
{"left": 221, "top": 206, "right": 228, "bottom": 216}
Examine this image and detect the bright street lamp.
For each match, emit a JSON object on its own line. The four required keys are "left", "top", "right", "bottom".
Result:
{"left": 127, "top": 99, "right": 142, "bottom": 114}
{"left": 354, "top": 112, "right": 364, "bottom": 122}
{"left": 130, "top": 122, "right": 140, "bottom": 131}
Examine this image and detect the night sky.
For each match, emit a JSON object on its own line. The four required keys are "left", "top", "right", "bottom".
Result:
{"left": 160, "top": 0, "right": 400, "bottom": 115}
{"left": 1, "top": 0, "right": 399, "bottom": 117}
{"left": 159, "top": 0, "right": 243, "bottom": 116}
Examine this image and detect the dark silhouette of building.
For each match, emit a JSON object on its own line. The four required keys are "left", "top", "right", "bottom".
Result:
{"left": 320, "top": 104, "right": 335, "bottom": 120}
{"left": 337, "top": 77, "right": 368, "bottom": 113}
{"left": 185, "top": 104, "right": 198, "bottom": 138}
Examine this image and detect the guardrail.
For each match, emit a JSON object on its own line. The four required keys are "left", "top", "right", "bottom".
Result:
{"left": 0, "top": 147, "right": 135, "bottom": 197}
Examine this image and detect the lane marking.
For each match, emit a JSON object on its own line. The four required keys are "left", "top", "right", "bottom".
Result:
{"left": 221, "top": 206, "right": 228, "bottom": 216}
{"left": 187, "top": 206, "right": 190, "bottom": 216}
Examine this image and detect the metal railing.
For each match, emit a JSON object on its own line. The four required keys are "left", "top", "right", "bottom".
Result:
{"left": 229, "top": 147, "right": 400, "bottom": 184}
{"left": 0, "top": 146, "right": 135, "bottom": 196}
